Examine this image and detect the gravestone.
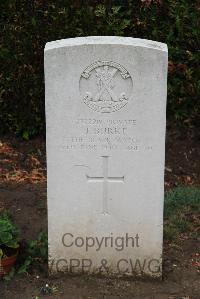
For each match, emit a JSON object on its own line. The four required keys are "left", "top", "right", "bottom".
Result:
{"left": 45, "top": 37, "right": 168, "bottom": 277}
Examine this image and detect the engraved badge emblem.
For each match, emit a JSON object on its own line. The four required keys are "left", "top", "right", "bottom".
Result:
{"left": 80, "top": 61, "right": 133, "bottom": 113}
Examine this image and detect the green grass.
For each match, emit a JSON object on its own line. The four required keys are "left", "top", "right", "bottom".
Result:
{"left": 164, "top": 186, "right": 200, "bottom": 241}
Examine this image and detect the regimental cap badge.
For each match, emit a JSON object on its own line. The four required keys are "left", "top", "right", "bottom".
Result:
{"left": 80, "top": 61, "right": 133, "bottom": 113}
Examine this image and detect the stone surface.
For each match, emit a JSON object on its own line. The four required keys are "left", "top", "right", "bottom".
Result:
{"left": 44, "top": 36, "right": 168, "bottom": 277}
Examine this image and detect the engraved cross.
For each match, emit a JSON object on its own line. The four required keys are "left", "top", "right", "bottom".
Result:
{"left": 86, "top": 156, "right": 124, "bottom": 214}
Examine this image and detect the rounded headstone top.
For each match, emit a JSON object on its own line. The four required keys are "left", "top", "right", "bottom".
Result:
{"left": 45, "top": 36, "right": 168, "bottom": 52}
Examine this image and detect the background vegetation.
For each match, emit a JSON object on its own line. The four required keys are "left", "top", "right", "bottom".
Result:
{"left": 1, "top": 0, "right": 199, "bottom": 138}
{"left": 164, "top": 186, "right": 200, "bottom": 241}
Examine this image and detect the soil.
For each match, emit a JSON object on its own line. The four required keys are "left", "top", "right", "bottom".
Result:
{"left": 0, "top": 126, "right": 199, "bottom": 299}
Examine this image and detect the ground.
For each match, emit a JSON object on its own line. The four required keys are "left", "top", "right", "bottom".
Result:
{"left": 0, "top": 126, "right": 199, "bottom": 299}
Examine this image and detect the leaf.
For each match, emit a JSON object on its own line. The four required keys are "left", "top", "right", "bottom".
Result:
{"left": 112, "top": 6, "right": 121, "bottom": 14}
{"left": 17, "top": 257, "right": 32, "bottom": 274}
{"left": 0, "top": 232, "right": 13, "bottom": 243}
{"left": 22, "top": 131, "right": 29, "bottom": 140}
{"left": 94, "top": 4, "right": 106, "bottom": 17}
{"left": 31, "top": 17, "right": 36, "bottom": 26}
{"left": 3, "top": 267, "right": 15, "bottom": 281}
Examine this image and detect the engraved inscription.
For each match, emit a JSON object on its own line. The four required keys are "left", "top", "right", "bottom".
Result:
{"left": 86, "top": 156, "right": 124, "bottom": 214}
{"left": 64, "top": 136, "right": 140, "bottom": 151}
{"left": 61, "top": 118, "right": 153, "bottom": 152}
{"left": 80, "top": 61, "right": 133, "bottom": 113}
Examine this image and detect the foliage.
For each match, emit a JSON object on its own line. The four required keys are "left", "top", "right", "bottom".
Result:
{"left": 1, "top": 1, "right": 199, "bottom": 138}
{"left": 17, "top": 231, "right": 48, "bottom": 273}
{"left": 27, "top": 231, "right": 48, "bottom": 264}
{"left": 164, "top": 186, "right": 200, "bottom": 241}
{"left": 3, "top": 230, "right": 48, "bottom": 280}
{"left": 0, "top": 214, "right": 19, "bottom": 258}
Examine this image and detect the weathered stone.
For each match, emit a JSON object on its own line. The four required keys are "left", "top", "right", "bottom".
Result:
{"left": 45, "top": 36, "right": 168, "bottom": 277}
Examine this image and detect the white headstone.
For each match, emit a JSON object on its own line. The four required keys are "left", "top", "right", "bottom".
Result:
{"left": 45, "top": 37, "right": 168, "bottom": 277}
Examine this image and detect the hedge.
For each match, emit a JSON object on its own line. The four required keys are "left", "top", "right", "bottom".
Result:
{"left": 1, "top": 0, "right": 200, "bottom": 138}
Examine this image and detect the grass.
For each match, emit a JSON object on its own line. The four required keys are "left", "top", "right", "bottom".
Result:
{"left": 164, "top": 186, "right": 200, "bottom": 241}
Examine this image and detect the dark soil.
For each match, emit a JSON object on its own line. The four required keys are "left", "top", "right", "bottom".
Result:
{"left": 0, "top": 126, "right": 199, "bottom": 299}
